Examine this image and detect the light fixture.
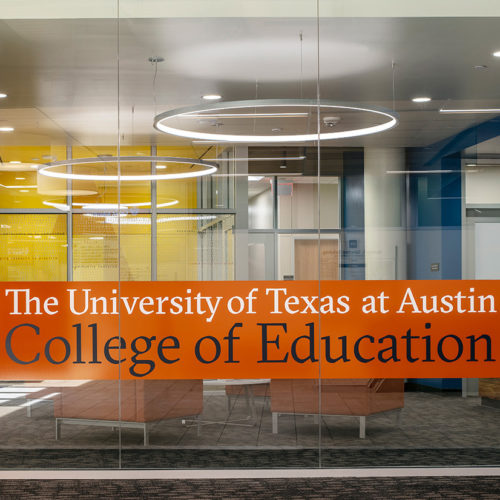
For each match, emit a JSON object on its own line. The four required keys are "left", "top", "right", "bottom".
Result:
{"left": 465, "top": 163, "right": 500, "bottom": 168}
{"left": 439, "top": 108, "right": 500, "bottom": 114}
{"left": 89, "top": 236, "right": 104, "bottom": 240}
{"left": 19, "top": 189, "right": 29, "bottom": 193}
{"left": 387, "top": 170, "right": 454, "bottom": 174}
{"left": 154, "top": 99, "right": 399, "bottom": 143}
{"left": 86, "top": 215, "right": 218, "bottom": 225}
{"left": 0, "top": 93, "right": 7, "bottom": 98}
{"left": 38, "top": 156, "right": 218, "bottom": 182}
{"left": 412, "top": 97, "right": 431, "bottom": 103}
{"left": 43, "top": 202, "right": 71, "bottom": 211}
{"left": 43, "top": 199, "right": 179, "bottom": 211}
{"left": 213, "top": 156, "right": 306, "bottom": 162}
{"left": 15, "top": 177, "right": 25, "bottom": 180}
{"left": 186, "top": 113, "right": 308, "bottom": 119}
{"left": 0, "top": 162, "right": 40, "bottom": 172}
{"left": 0, "top": 127, "right": 14, "bottom": 132}
{"left": 0, "top": 183, "right": 37, "bottom": 189}
{"left": 493, "top": 51, "right": 500, "bottom": 57}
{"left": 202, "top": 94, "right": 222, "bottom": 100}
{"left": 156, "top": 165, "right": 167, "bottom": 169}
{"left": 248, "top": 176, "right": 264, "bottom": 181}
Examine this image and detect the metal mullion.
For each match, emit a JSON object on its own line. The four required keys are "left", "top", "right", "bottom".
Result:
{"left": 66, "top": 146, "right": 73, "bottom": 281}
{"left": 151, "top": 144, "right": 157, "bottom": 281}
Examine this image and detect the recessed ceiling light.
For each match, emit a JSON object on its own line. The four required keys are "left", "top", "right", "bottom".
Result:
{"left": 89, "top": 236, "right": 104, "bottom": 240}
{"left": 202, "top": 94, "right": 222, "bottom": 100}
{"left": 439, "top": 108, "right": 500, "bottom": 114}
{"left": 15, "top": 177, "right": 25, "bottom": 180}
{"left": 248, "top": 176, "right": 264, "bottom": 181}
{"left": 0, "top": 127, "right": 14, "bottom": 132}
{"left": 412, "top": 97, "right": 431, "bottom": 103}
{"left": 0, "top": 93, "right": 7, "bottom": 98}
{"left": 493, "top": 51, "right": 500, "bottom": 57}
{"left": 156, "top": 165, "right": 167, "bottom": 169}
{"left": 19, "top": 189, "right": 29, "bottom": 193}
{"left": 280, "top": 165, "right": 287, "bottom": 169}
{"left": 9, "top": 161, "right": 21, "bottom": 164}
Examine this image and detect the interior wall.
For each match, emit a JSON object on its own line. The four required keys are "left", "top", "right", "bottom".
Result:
{"left": 278, "top": 181, "right": 339, "bottom": 229}
{"left": 364, "top": 148, "right": 407, "bottom": 280}
{"left": 249, "top": 186, "right": 273, "bottom": 229}
{"left": 466, "top": 167, "right": 500, "bottom": 204}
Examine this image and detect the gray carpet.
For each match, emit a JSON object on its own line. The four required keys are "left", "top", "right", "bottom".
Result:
{"left": 0, "top": 448, "right": 499, "bottom": 469}
{"left": 0, "top": 477, "right": 499, "bottom": 499}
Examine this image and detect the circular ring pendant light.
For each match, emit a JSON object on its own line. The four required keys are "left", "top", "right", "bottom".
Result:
{"left": 38, "top": 156, "right": 218, "bottom": 182}
{"left": 154, "top": 99, "right": 399, "bottom": 143}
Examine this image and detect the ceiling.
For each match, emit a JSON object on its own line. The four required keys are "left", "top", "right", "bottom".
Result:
{"left": 0, "top": 16, "right": 499, "bottom": 151}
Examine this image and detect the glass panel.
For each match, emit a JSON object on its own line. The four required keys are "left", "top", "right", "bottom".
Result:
{"left": 120, "top": 0, "right": 320, "bottom": 469}
{"left": 0, "top": 2, "right": 120, "bottom": 468}
{"left": 316, "top": 6, "right": 500, "bottom": 468}
{"left": 4, "top": 0, "right": 500, "bottom": 474}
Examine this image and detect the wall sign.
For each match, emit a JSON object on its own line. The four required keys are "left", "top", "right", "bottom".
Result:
{"left": 0, "top": 280, "right": 498, "bottom": 379}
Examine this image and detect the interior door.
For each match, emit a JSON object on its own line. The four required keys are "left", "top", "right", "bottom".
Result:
{"left": 294, "top": 238, "right": 339, "bottom": 280}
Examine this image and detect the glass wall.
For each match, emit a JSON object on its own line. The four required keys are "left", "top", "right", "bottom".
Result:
{"left": 0, "top": 0, "right": 499, "bottom": 470}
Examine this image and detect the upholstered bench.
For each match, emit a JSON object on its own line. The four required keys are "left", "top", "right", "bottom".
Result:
{"left": 270, "top": 378, "right": 404, "bottom": 438}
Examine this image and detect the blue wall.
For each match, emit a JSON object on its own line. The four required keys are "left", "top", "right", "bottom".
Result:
{"left": 407, "top": 116, "right": 500, "bottom": 389}
{"left": 341, "top": 150, "right": 365, "bottom": 280}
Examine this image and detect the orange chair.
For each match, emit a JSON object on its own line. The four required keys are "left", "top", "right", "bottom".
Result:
{"left": 270, "top": 378, "right": 404, "bottom": 438}
{"left": 53, "top": 379, "right": 203, "bottom": 445}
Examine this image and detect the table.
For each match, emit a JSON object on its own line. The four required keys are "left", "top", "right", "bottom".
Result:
{"left": 204, "top": 379, "right": 270, "bottom": 421}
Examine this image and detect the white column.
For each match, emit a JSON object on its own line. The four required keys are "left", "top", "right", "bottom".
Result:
{"left": 364, "top": 148, "right": 406, "bottom": 280}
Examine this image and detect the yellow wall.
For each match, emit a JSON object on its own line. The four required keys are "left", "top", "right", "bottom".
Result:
{"left": 0, "top": 214, "right": 67, "bottom": 281}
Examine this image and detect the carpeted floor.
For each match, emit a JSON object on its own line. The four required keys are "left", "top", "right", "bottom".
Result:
{"left": 1, "top": 447, "right": 500, "bottom": 469}
{"left": 0, "top": 477, "right": 499, "bottom": 499}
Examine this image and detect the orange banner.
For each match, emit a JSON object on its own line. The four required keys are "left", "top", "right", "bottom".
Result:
{"left": 0, "top": 280, "right": 498, "bottom": 379}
